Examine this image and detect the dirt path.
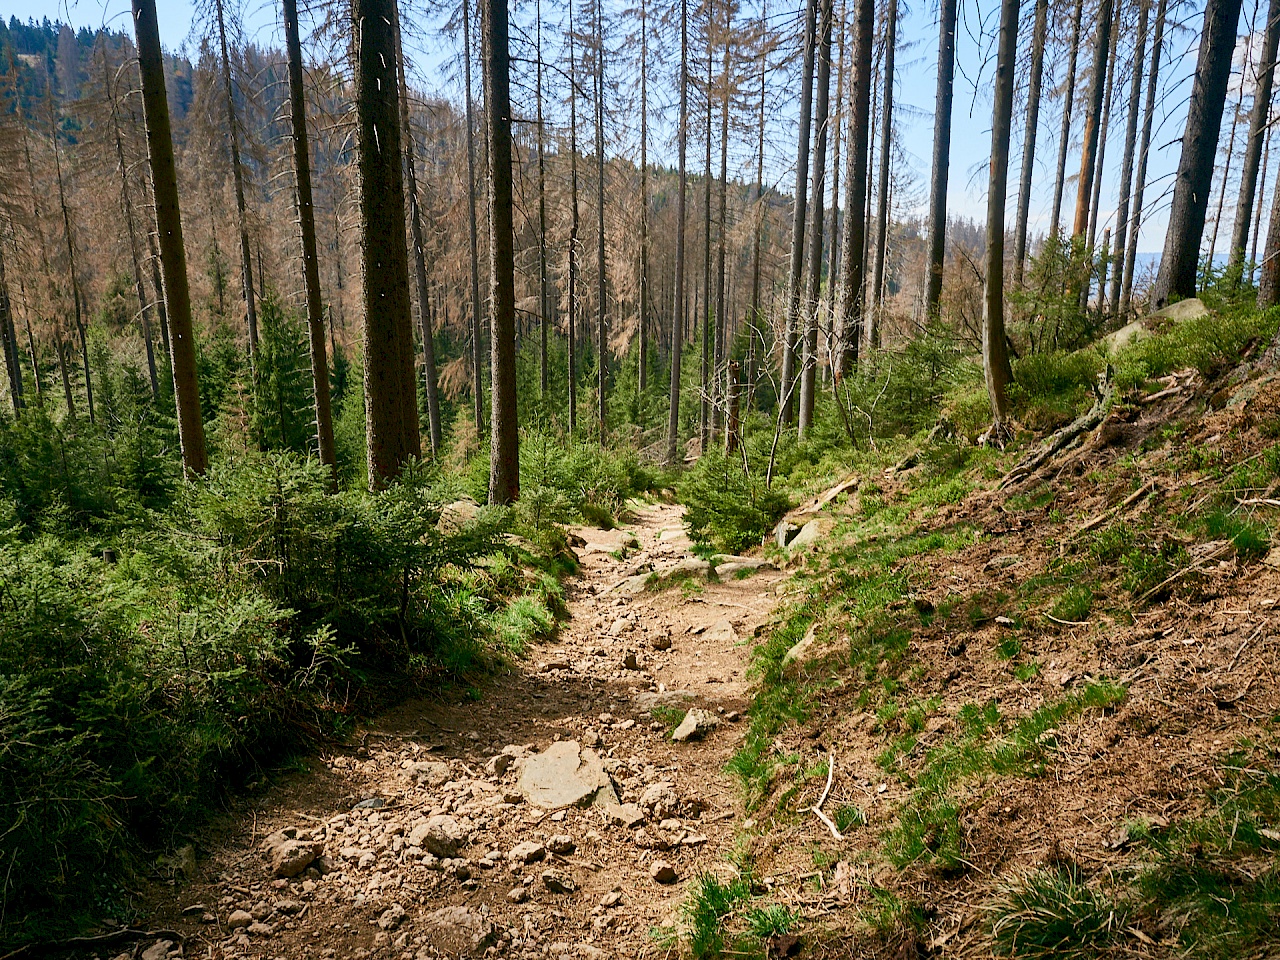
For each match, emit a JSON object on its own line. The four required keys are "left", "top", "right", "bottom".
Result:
{"left": 130, "top": 501, "right": 785, "bottom": 960}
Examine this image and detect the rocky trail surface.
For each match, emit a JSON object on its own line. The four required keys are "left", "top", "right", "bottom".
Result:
{"left": 109, "top": 502, "right": 789, "bottom": 960}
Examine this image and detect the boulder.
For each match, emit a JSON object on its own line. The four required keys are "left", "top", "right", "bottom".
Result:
{"left": 775, "top": 520, "right": 802, "bottom": 548}
{"left": 408, "top": 815, "right": 467, "bottom": 858}
{"left": 781, "top": 623, "right": 820, "bottom": 670}
{"left": 421, "top": 906, "right": 498, "bottom": 958}
{"left": 260, "top": 830, "right": 323, "bottom": 879}
{"left": 508, "top": 841, "right": 546, "bottom": 864}
{"left": 702, "top": 619, "right": 738, "bottom": 645}
{"left": 405, "top": 760, "right": 451, "bottom": 787}
{"left": 787, "top": 518, "right": 833, "bottom": 552}
{"left": 438, "top": 498, "right": 481, "bottom": 533}
{"left": 518, "top": 740, "right": 620, "bottom": 809}
{"left": 672, "top": 708, "right": 719, "bottom": 743}
{"left": 542, "top": 869, "right": 577, "bottom": 893}
{"left": 714, "top": 558, "right": 776, "bottom": 578}
{"left": 650, "top": 860, "right": 678, "bottom": 884}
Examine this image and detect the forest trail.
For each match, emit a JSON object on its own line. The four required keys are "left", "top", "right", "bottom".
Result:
{"left": 126, "top": 501, "right": 786, "bottom": 960}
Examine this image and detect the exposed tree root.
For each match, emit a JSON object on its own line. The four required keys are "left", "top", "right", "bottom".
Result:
{"left": 1000, "top": 370, "right": 1116, "bottom": 488}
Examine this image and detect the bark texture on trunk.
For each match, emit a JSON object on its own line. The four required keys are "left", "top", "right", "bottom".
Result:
{"left": 133, "top": 0, "right": 207, "bottom": 475}
{"left": 1121, "top": 0, "right": 1168, "bottom": 314}
{"left": 463, "top": 0, "right": 484, "bottom": 434}
{"left": 799, "top": 0, "right": 833, "bottom": 435}
{"left": 354, "top": 0, "right": 420, "bottom": 486}
{"left": 665, "top": 0, "right": 688, "bottom": 464}
{"left": 485, "top": 0, "right": 519, "bottom": 504}
{"left": 1050, "top": 0, "right": 1085, "bottom": 235}
{"left": 1109, "top": 0, "right": 1149, "bottom": 314}
{"left": 1013, "top": 0, "right": 1049, "bottom": 286}
{"left": 286, "top": 0, "right": 338, "bottom": 477}
{"left": 869, "top": 0, "right": 895, "bottom": 330}
{"left": 1230, "top": 0, "right": 1280, "bottom": 277}
{"left": 1072, "top": 0, "right": 1115, "bottom": 239}
{"left": 595, "top": 0, "right": 607, "bottom": 442}
{"left": 983, "top": 0, "right": 1019, "bottom": 438}
{"left": 1153, "top": 0, "right": 1245, "bottom": 306}
{"left": 837, "top": 0, "right": 874, "bottom": 374}
{"left": 923, "top": 0, "right": 958, "bottom": 319}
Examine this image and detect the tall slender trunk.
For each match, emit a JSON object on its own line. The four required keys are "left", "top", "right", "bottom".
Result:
{"left": 1207, "top": 8, "right": 1252, "bottom": 274}
{"left": 568, "top": 0, "right": 580, "bottom": 435}
{"left": 50, "top": 96, "right": 93, "bottom": 424}
{"left": 1252, "top": 127, "right": 1272, "bottom": 283}
{"left": 1108, "top": 0, "right": 1149, "bottom": 314}
{"left": 1072, "top": 0, "right": 1115, "bottom": 238}
{"left": 827, "top": 2, "right": 847, "bottom": 307}
{"left": 538, "top": 0, "right": 551, "bottom": 398}
{"left": 713, "top": 4, "right": 731, "bottom": 438}
{"left": 354, "top": 0, "right": 420, "bottom": 485}
{"left": 984, "top": 0, "right": 1019, "bottom": 439}
{"left": 595, "top": 0, "right": 607, "bottom": 441}
{"left": 463, "top": 0, "right": 484, "bottom": 434}
{"left": 748, "top": 3, "right": 767, "bottom": 387}
{"left": 24, "top": 312, "right": 43, "bottom": 403}
{"left": 485, "top": 0, "right": 518, "bottom": 503}
{"left": 1232, "top": 0, "right": 1280, "bottom": 276}
{"left": 214, "top": 0, "right": 259, "bottom": 366}
{"left": 0, "top": 245, "right": 20, "bottom": 416}
{"left": 392, "top": 0, "right": 441, "bottom": 457}
{"left": 1013, "top": 0, "right": 1049, "bottom": 285}
{"left": 701, "top": 8, "right": 714, "bottom": 449}
{"left": 1121, "top": 0, "right": 1167, "bottom": 313}
{"left": 869, "top": 0, "right": 896, "bottom": 332}
{"left": 781, "top": 0, "right": 819, "bottom": 422}
{"left": 144, "top": 208, "right": 171, "bottom": 357}
{"left": 837, "top": 0, "right": 873, "bottom": 373}
{"left": 56, "top": 335, "right": 76, "bottom": 418}
{"left": 1086, "top": 10, "right": 1120, "bottom": 249}
{"left": 923, "top": 0, "right": 958, "bottom": 318}
{"left": 1050, "top": 0, "right": 1085, "bottom": 235}
{"left": 638, "top": 0, "right": 649, "bottom": 399}
{"left": 1153, "top": 0, "right": 1245, "bottom": 305}
{"left": 798, "top": 0, "right": 833, "bottom": 434}
{"left": 285, "top": 0, "right": 338, "bottom": 476}
{"left": 133, "top": 0, "right": 207, "bottom": 474}
{"left": 665, "top": 0, "right": 689, "bottom": 464}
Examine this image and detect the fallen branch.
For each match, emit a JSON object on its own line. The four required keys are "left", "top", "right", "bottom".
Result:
{"left": 805, "top": 752, "right": 845, "bottom": 841}
{"left": 0, "top": 928, "right": 184, "bottom": 960}
{"left": 1001, "top": 371, "right": 1116, "bottom": 489}
{"left": 1077, "top": 478, "right": 1159, "bottom": 534}
{"left": 1136, "top": 541, "right": 1233, "bottom": 605}
{"left": 1045, "top": 613, "right": 1092, "bottom": 627}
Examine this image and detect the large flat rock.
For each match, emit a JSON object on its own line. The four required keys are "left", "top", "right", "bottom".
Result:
{"left": 518, "top": 740, "right": 619, "bottom": 809}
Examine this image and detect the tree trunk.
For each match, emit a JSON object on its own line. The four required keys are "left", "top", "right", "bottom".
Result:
{"left": 0, "top": 245, "right": 21, "bottom": 416}
{"left": 1012, "top": 0, "right": 1049, "bottom": 286}
{"left": 595, "top": 0, "right": 608, "bottom": 442}
{"left": 1252, "top": 126, "right": 1272, "bottom": 283}
{"left": 638, "top": 0, "right": 649, "bottom": 400}
{"left": 539, "top": 0, "right": 551, "bottom": 398}
{"left": 1207, "top": 7, "right": 1251, "bottom": 276}
{"left": 983, "top": 0, "right": 1019, "bottom": 440}
{"left": 392, "top": 0, "right": 441, "bottom": 458}
{"left": 827, "top": 2, "right": 846, "bottom": 309}
{"left": 1086, "top": 10, "right": 1120, "bottom": 250}
{"left": 701, "top": 14, "right": 713, "bottom": 451}
{"left": 1121, "top": 0, "right": 1168, "bottom": 313}
{"left": 666, "top": 0, "right": 689, "bottom": 464}
{"left": 485, "top": 0, "right": 518, "bottom": 503}
{"left": 780, "top": 0, "right": 818, "bottom": 423}
{"left": 214, "top": 0, "right": 259, "bottom": 366}
{"left": 713, "top": 3, "right": 731, "bottom": 438}
{"left": 1230, "top": 0, "right": 1280, "bottom": 278}
{"left": 1152, "top": 0, "right": 1245, "bottom": 306}
{"left": 1108, "top": 0, "right": 1149, "bottom": 314}
{"left": 837, "top": 0, "right": 873, "bottom": 373}
{"left": 1263, "top": 169, "right": 1280, "bottom": 304}
{"left": 869, "top": 0, "right": 896, "bottom": 332}
{"left": 799, "top": 0, "right": 833, "bottom": 435}
{"left": 463, "top": 0, "right": 485, "bottom": 434}
{"left": 354, "top": 0, "right": 420, "bottom": 485}
{"left": 1050, "top": 0, "right": 1085, "bottom": 235}
{"left": 133, "top": 0, "right": 207, "bottom": 474}
{"left": 568, "top": 0, "right": 580, "bottom": 435}
{"left": 923, "top": 0, "right": 958, "bottom": 319}
{"left": 285, "top": 0, "right": 338, "bottom": 477}
{"left": 1072, "top": 0, "right": 1115, "bottom": 238}
{"left": 50, "top": 107, "right": 94, "bottom": 425}
{"left": 748, "top": 1, "right": 767, "bottom": 382}
{"left": 143, "top": 199, "right": 171, "bottom": 357}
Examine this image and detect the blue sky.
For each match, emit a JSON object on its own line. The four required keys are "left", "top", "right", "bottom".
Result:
{"left": 4, "top": 0, "right": 1239, "bottom": 257}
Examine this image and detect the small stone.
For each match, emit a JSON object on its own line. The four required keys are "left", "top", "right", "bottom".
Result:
{"left": 406, "top": 761, "right": 451, "bottom": 786}
{"left": 353, "top": 797, "right": 385, "bottom": 809}
{"left": 672, "top": 708, "right": 719, "bottom": 743}
{"left": 623, "top": 652, "right": 639, "bottom": 670}
{"left": 261, "top": 831, "right": 324, "bottom": 879}
{"left": 250, "top": 900, "right": 271, "bottom": 921}
{"left": 542, "top": 869, "right": 577, "bottom": 894}
{"left": 486, "top": 754, "right": 513, "bottom": 777}
{"left": 650, "top": 860, "right": 678, "bottom": 884}
{"left": 607, "top": 803, "right": 645, "bottom": 828}
{"left": 508, "top": 841, "right": 546, "bottom": 864}
{"left": 408, "top": 814, "right": 467, "bottom": 857}
{"left": 650, "top": 634, "right": 672, "bottom": 651}
{"left": 378, "top": 904, "right": 405, "bottom": 931}
{"left": 227, "top": 909, "right": 253, "bottom": 929}
{"left": 247, "top": 921, "right": 273, "bottom": 937}
{"left": 141, "top": 941, "right": 173, "bottom": 960}
{"left": 547, "top": 834, "right": 576, "bottom": 855}
{"left": 421, "top": 906, "right": 497, "bottom": 958}
{"left": 508, "top": 886, "right": 528, "bottom": 904}
{"left": 600, "top": 888, "right": 624, "bottom": 908}
{"left": 274, "top": 899, "right": 304, "bottom": 915}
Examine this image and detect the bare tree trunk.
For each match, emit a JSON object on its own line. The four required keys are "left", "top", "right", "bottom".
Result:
{"left": 1072, "top": 0, "right": 1115, "bottom": 238}
{"left": 713, "top": 3, "right": 731, "bottom": 439}
{"left": 1086, "top": 10, "right": 1120, "bottom": 250}
{"left": 214, "top": 0, "right": 259, "bottom": 367}
{"left": 1013, "top": 0, "right": 1049, "bottom": 286}
{"left": 748, "top": 2, "right": 767, "bottom": 382}
{"left": 595, "top": 0, "right": 608, "bottom": 442}
{"left": 869, "top": 0, "right": 896, "bottom": 332}
{"left": 354, "top": 0, "right": 420, "bottom": 485}
{"left": 781, "top": 0, "right": 818, "bottom": 423}
{"left": 701, "top": 14, "right": 713, "bottom": 450}
{"left": 1262, "top": 165, "right": 1280, "bottom": 304}
{"left": 666, "top": 0, "right": 689, "bottom": 464}
{"left": 1230, "top": 0, "right": 1280, "bottom": 279}
{"left": 463, "top": 0, "right": 485, "bottom": 434}
{"left": 568, "top": 0, "right": 580, "bottom": 435}
{"left": 133, "top": 0, "right": 207, "bottom": 474}
{"left": 392, "top": 0, "right": 441, "bottom": 458}
{"left": 1121, "top": 0, "right": 1167, "bottom": 313}
{"left": 1050, "top": 0, "right": 1085, "bottom": 235}
{"left": 923, "top": 0, "right": 958, "bottom": 319}
{"left": 1252, "top": 127, "right": 1272, "bottom": 283}
{"left": 1153, "top": 0, "right": 1245, "bottom": 306}
{"left": 1109, "top": 0, "right": 1149, "bottom": 314}
{"left": 983, "top": 0, "right": 1018, "bottom": 440}
{"left": 799, "top": 0, "right": 833, "bottom": 434}
{"left": 539, "top": 0, "right": 551, "bottom": 399}
{"left": 49, "top": 105, "right": 93, "bottom": 424}
{"left": 285, "top": 0, "right": 338, "bottom": 477}
{"left": 485, "top": 0, "right": 518, "bottom": 503}
{"left": 143, "top": 198, "right": 171, "bottom": 357}
{"left": 837, "top": 0, "right": 873, "bottom": 373}
{"left": 638, "top": 0, "right": 649, "bottom": 399}
{"left": 0, "top": 245, "right": 20, "bottom": 416}
{"left": 1207, "top": 11, "right": 1251, "bottom": 275}
{"left": 827, "top": 2, "right": 847, "bottom": 308}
